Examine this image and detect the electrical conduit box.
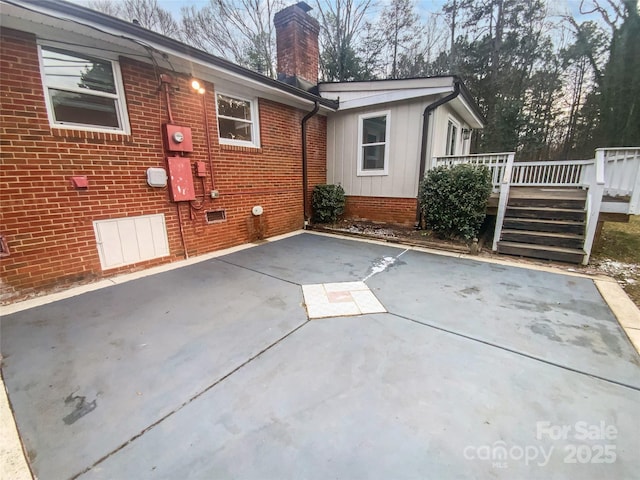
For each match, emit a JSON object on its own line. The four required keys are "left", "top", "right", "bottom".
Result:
{"left": 195, "top": 161, "right": 207, "bottom": 177}
{"left": 163, "top": 124, "right": 193, "bottom": 153}
{"left": 146, "top": 167, "right": 167, "bottom": 187}
{"left": 167, "top": 157, "right": 196, "bottom": 201}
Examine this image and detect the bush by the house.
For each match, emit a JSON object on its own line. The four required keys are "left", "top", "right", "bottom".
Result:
{"left": 312, "top": 184, "right": 346, "bottom": 223}
{"left": 419, "top": 164, "right": 492, "bottom": 240}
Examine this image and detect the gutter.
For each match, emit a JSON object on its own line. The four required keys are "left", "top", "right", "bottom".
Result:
{"left": 415, "top": 79, "right": 461, "bottom": 226}
{"left": 302, "top": 101, "right": 320, "bottom": 226}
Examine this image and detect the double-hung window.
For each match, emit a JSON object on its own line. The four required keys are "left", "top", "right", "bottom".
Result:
{"left": 357, "top": 111, "right": 390, "bottom": 176}
{"left": 446, "top": 119, "right": 458, "bottom": 156}
{"left": 38, "top": 45, "right": 129, "bottom": 133}
{"left": 216, "top": 93, "right": 260, "bottom": 148}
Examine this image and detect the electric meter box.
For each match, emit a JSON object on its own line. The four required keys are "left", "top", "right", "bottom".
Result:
{"left": 163, "top": 124, "right": 193, "bottom": 153}
{"left": 167, "top": 157, "right": 196, "bottom": 201}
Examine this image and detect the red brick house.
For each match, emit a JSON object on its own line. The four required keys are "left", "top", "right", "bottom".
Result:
{"left": 1, "top": 0, "right": 488, "bottom": 302}
{"left": 1, "top": 0, "right": 335, "bottom": 302}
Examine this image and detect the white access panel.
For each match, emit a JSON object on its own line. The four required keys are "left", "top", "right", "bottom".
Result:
{"left": 93, "top": 214, "right": 170, "bottom": 270}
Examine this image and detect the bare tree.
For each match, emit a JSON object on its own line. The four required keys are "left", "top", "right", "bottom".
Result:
{"left": 314, "top": 0, "right": 373, "bottom": 81}
{"left": 87, "top": 0, "right": 121, "bottom": 17}
{"left": 378, "top": 0, "right": 423, "bottom": 78}
{"left": 88, "top": 0, "right": 179, "bottom": 37}
{"left": 181, "top": 0, "right": 283, "bottom": 78}
{"left": 579, "top": 0, "right": 627, "bottom": 34}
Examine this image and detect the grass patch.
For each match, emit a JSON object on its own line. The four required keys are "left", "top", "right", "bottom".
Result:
{"left": 592, "top": 216, "right": 640, "bottom": 306}
{"left": 593, "top": 216, "right": 640, "bottom": 264}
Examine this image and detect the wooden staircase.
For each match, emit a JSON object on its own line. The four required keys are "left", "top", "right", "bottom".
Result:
{"left": 497, "top": 187, "right": 587, "bottom": 264}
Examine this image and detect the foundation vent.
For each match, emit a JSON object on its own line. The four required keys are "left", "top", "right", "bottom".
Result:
{"left": 206, "top": 209, "right": 226, "bottom": 224}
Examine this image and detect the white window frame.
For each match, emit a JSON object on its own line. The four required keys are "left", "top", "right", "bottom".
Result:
{"left": 445, "top": 117, "right": 459, "bottom": 156}
{"left": 357, "top": 110, "right": 391, "bottom": 176}
{"left": 37, "top": 42, "right": 130, "bottom": 134}
{"left": 215, "top": 91, "right": 261, "bottom": 148}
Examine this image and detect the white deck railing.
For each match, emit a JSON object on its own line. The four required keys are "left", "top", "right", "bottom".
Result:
{"left": 431, "top": 148, "right": 640, "bottom": 263}
{"left": 582, "top": 150, "right": 606, "bottom": 264}
{"left": 433, "top": 153, "right": 512, "bottom": 191}
{"left": 510, "top": 159, "right": 593, "bottom": 186}
{"left": 433, "top": 155, "right": 594, "bottom": 188}
{"left": 600, "top": 148, "right": 640, "bottom": 215}
{"left": 602, "top": 147, "right": 640, "bottom": 197}
{"left": 492, "top": 153, "right": 516, "bottom": 251}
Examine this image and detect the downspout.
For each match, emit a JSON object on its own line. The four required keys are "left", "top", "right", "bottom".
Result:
{"left": 302, "top": 101, "right": 320, "bottom": 227}
{"left": 416, "top": 80, "right": 461, "bottom": 226}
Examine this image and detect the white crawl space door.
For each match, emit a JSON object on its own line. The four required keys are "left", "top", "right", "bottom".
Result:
{"left": 93, "top": 213, "right": 169, "bottom": 270}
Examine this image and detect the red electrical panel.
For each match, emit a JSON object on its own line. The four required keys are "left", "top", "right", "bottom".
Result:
{"left": 195, "top": 161, "right": 207, "bottom": 177}
{"left": 163, "top": 124, "right": 193, "bottom": 153}
{"left": 167, "top": 157, "right": 195, "bottom": 201}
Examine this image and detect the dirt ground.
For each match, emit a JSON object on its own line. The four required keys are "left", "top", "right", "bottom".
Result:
{"left": 316, "top": 220, "right": 477, "bottom": 253}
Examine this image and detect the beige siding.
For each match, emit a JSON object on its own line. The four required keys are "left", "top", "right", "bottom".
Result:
{"left": 327, "top": 100, "right": 473, "bottom": 198}
{"left": 327, "top": 101, "right": 424, "bottom": 198}
{"left": 427, "top": 104, "right": 473, "bottom": 170}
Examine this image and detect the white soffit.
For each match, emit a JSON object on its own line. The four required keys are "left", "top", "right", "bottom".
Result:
{"left": 329, "top": 86, "right": 453, "bottom": 111}
{"left": 451, "top": 96, "right": 485, "bottom": 129}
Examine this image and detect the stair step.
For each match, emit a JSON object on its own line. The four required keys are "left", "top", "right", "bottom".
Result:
{"left": 509, "top": 187, "right": 587, "bottom": 200}
{"left": 505, "top": 206, "right": 586, "bottom": 221}
{"left": 502, "top": 218, "right": 585, "bottom": 234}
{"left": 497, "top": 241, "right": 584, "bottom": 264}
{"left": 501, "top": 229, "right": 584, "bottom": 249}
{"left": 507, "top": 197, "right": 586, "bottom": 209}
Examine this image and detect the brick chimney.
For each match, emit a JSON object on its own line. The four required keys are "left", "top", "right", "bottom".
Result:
{"left": 274, "top": 2, "right": 320, "bottom": 90}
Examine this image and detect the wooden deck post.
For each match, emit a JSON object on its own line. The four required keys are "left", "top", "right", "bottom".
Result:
{"left": 582, "top": 150, "right": 606, "bottom": 265}
{"left": 492, "top": 152, "right": 515, "bottom": 251}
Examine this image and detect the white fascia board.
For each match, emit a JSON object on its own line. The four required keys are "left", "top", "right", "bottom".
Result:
{"left": 333, "top": 86, "right": 453, "bottom": 111}
{"left": 2, "top": 1, "right": 333, "bottom": 113}
{"left": 457, "top": 95, "right": 485, "bottom": 129}
{"left": 320, "top": 77, "right": 454, "bottom": 92}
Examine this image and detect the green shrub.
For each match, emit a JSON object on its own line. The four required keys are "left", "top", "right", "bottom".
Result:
{"left": 312, "top": 184, "right": 346, "bottom": 223}
{"left": 419, "top": 164, "right": 492, "bottom": 240}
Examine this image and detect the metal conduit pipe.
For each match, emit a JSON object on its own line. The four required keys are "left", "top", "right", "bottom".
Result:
{"left": 302, "top": 101, "right": 320, "bottom": 227}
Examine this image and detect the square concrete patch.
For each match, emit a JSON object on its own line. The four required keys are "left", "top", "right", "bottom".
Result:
{"left": 302, "top": 281, "right": 386, "bottom": 319}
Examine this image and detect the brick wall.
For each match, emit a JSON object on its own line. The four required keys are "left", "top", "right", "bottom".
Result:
{"left": 343, "top": 196, "right": 417, "bottom": 226}
{"left": 0, "top": 29, "right": 327, "bottom": 302}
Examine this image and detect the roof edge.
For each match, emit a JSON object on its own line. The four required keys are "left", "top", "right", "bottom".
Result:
{"left": 4, "top": 0, "right": 338, "bottom": 110}
{"left": 452, "top": 76, "right": 485, "bottom": 126}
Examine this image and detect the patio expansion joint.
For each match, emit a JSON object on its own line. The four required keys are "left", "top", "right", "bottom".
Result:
{"left": 388, "top": 311, "right": 640, "bottom": 393}
{"left": 68, "top": 319, "right": 312, "bottom": 480}
{"left": 213, "top": 258, "right": 302, "bottom": 286}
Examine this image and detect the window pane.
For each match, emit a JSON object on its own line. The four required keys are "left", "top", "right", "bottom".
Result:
{"left": 362, "top": 116, "right": 386, "bottom": 144}
{"left": 446, "top": 121, "right": 458, "bottom": 155}
{"left": 42, "top": 47, "right": 116, "bottom": 94}
{"left": 50, "top": 89, "right": 119, "bottom": 128}
{"left": 362, "top": 145, "right": 385, "bottom": 170}
{"left": 449, "top": 125, "right": 457, "bottom": 155}
{"left": 217, "top": 95, "right": 252, "bottom": 121}
{"left": 218, "top": 117, "right": 253, "bottom": 142}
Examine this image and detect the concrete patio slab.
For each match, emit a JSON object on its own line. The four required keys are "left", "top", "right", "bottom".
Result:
{"left": 367, "top": 250, "right": 640, "bottom": 389}
{"left": 1, "top": 258, "right": 306, "bottom": 478}
{"left": 219, "top": 233, "right": 404, "bottom": 285}
{"left": 2, "top": 232, "right": 639, "bottom": 479}
{"left": 79, "top": 315, "right": 640, "bottom": 479}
